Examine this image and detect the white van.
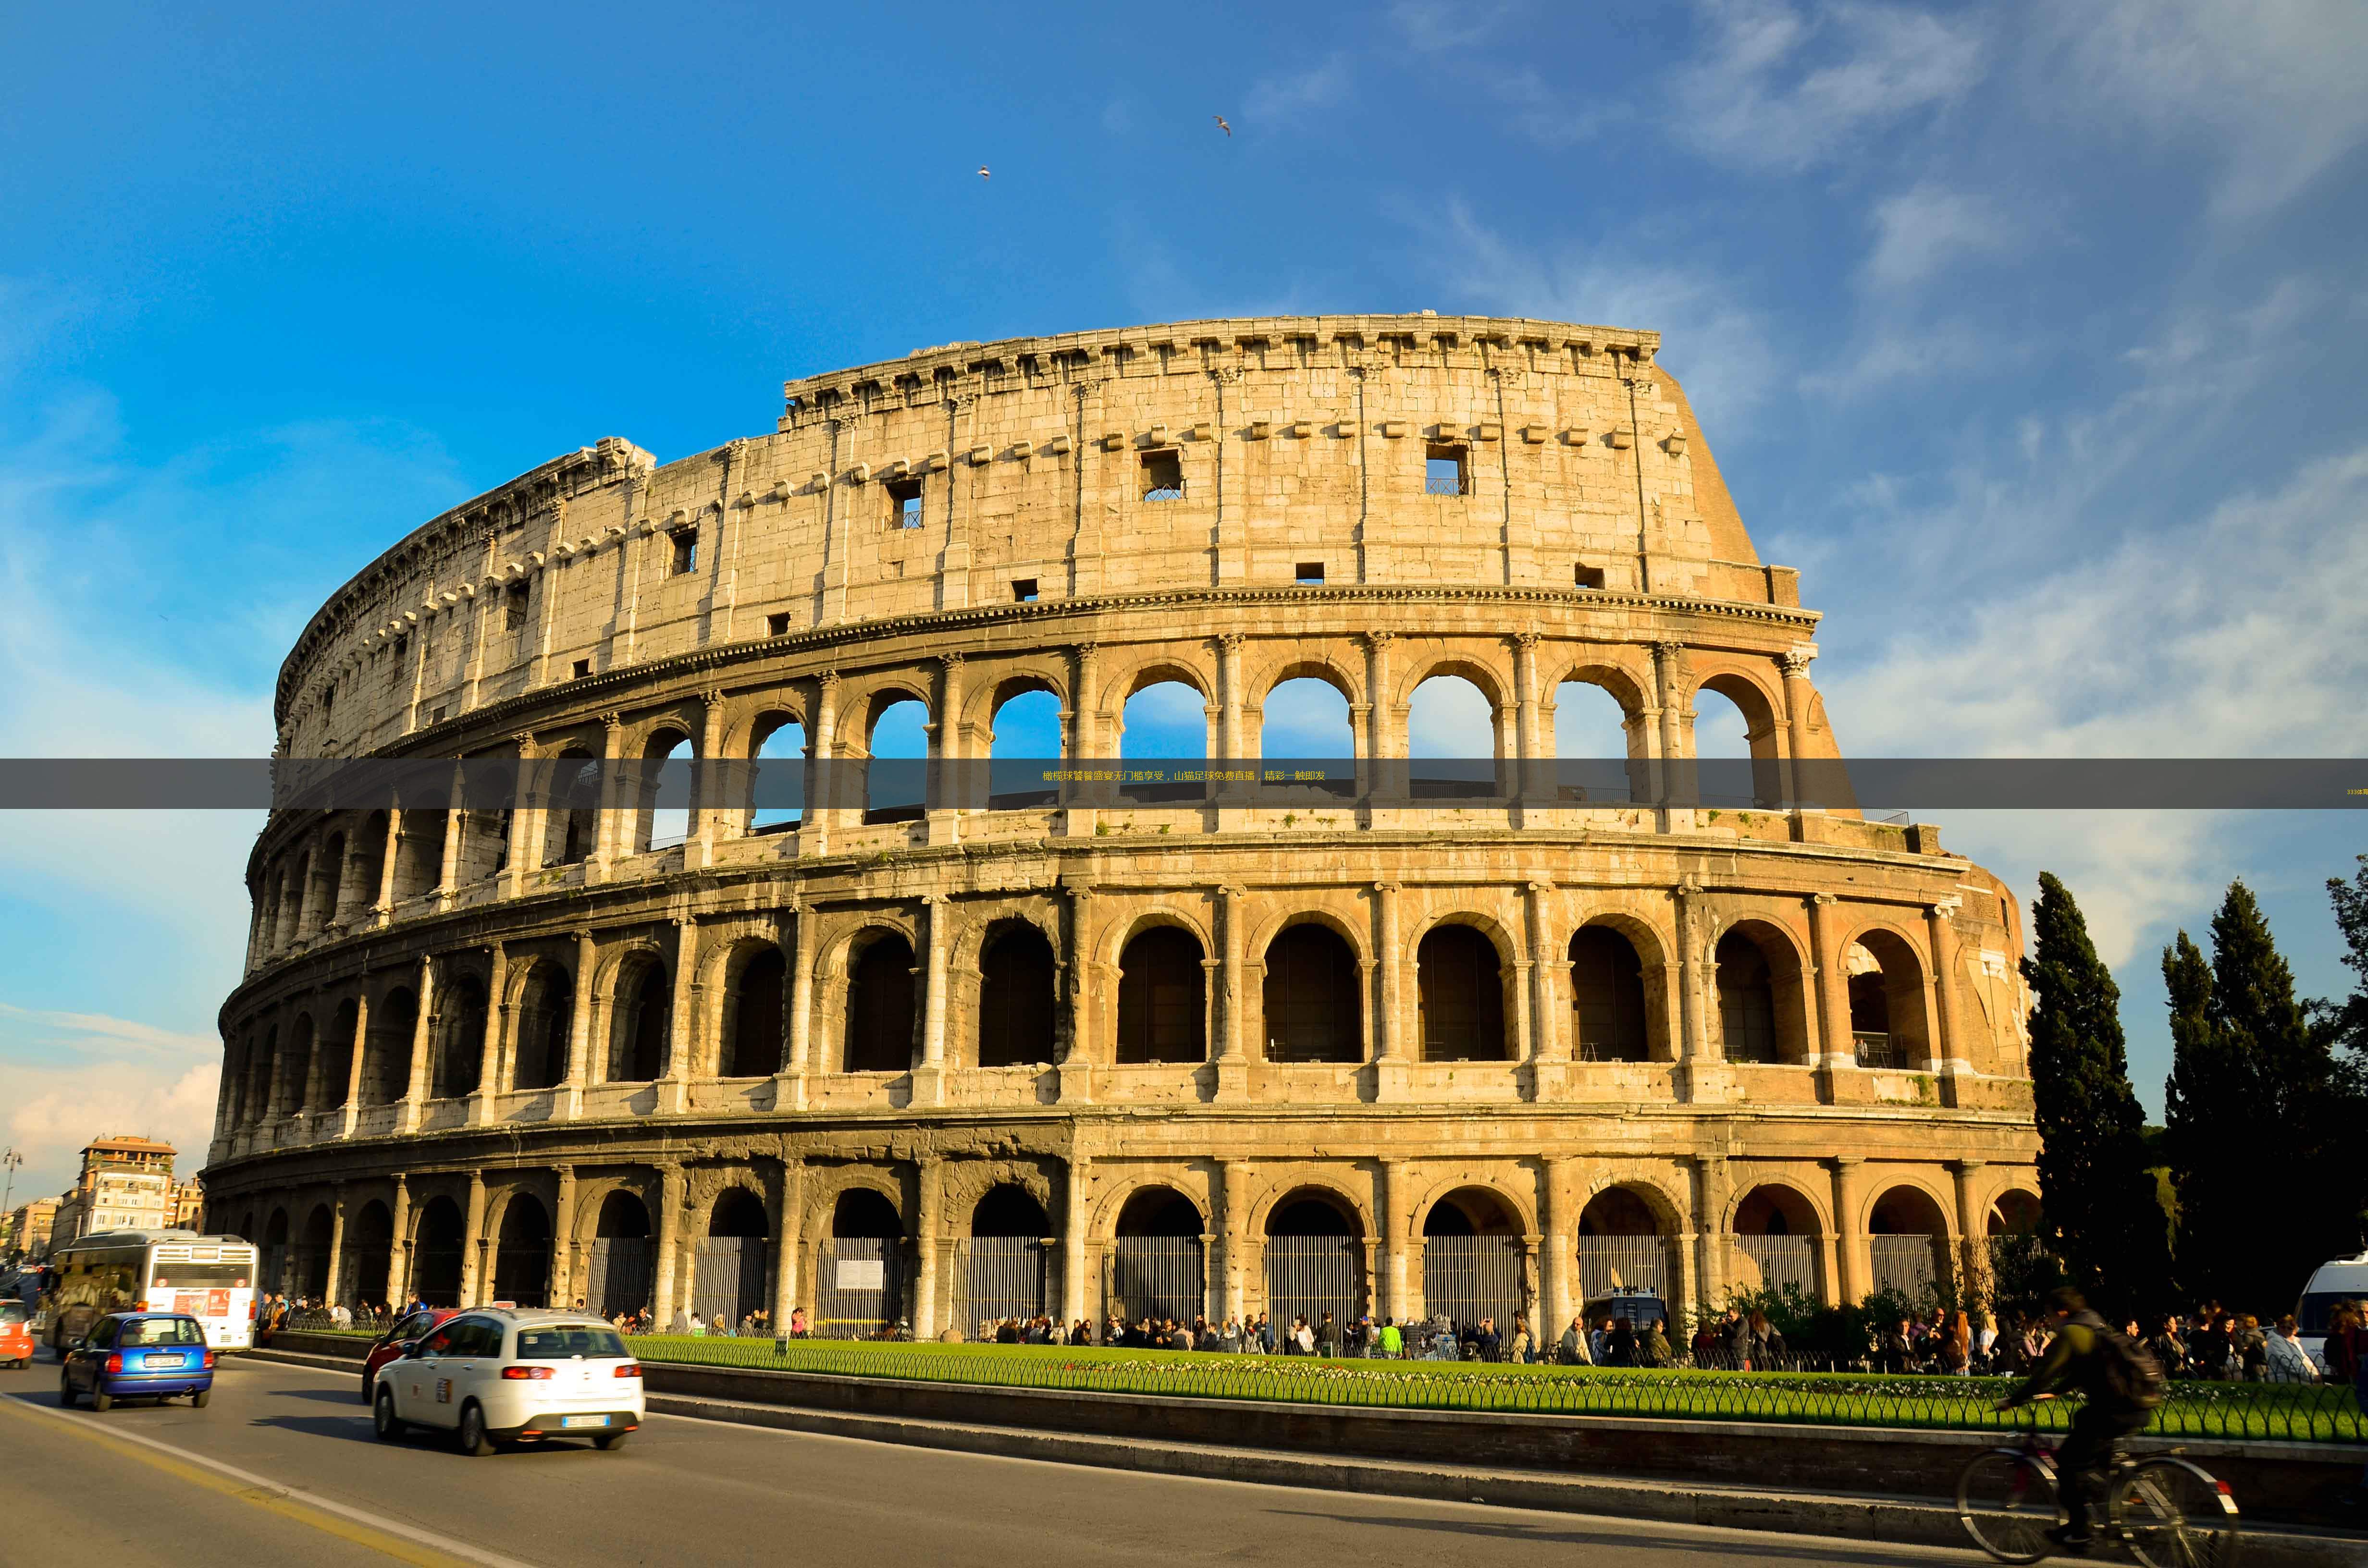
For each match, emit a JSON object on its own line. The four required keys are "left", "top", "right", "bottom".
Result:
{"left": 2294, "top": 1248, "right": 2368, "bottom": 1372}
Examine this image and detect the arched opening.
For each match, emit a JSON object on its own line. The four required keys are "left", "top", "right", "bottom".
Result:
{"left": 863, "top": 696, "right": 930, "bottom": 824}
{"left": 1417, "top": 924, "right": 1505, "bottom": 1061}
{"left": 247, "top": 1028, "right": 276, "bottom": 1126}
{"left": 1569, "top": 925, "right": 1650, "bottom": 1062}
{"left": 1576, "top": 1186, "right": 1671, "bottom": 1306}
{"left": 511, "top": 964, "right": 572, "bottom": 1091}
{"left": 633, "top": 728, "right": 695, "bottom": 853}
{"left": 543, "top": 749, "right": 599, "bottom": 866}
{"left": 1114, "top": 926, "right": 1205, "bottom": 1064}
{"left": 1988, "top": 1190, "right": 2043, "bottom": 1237}
{"left": 1868, "top": 1185, "right": 1950, "bottom": 1301}
{"left": 493, "top": 1196, "right": 552, "bottom": 1308}
{"left": 279, "top": 853, "right": 310, "bottom": 948}
{"left": 321, "top": 999, "right": 358, "bottom": 1109}
{"left": 1717, "top": 920, "right": 1811, "bottom": 1066}
{"left": 1695, "top": 674, "right": 1783, "bottom": 808}
{"left": 1847, "top": 930, "right": 1931, "bottom": 1070}
{"left": 1260, "top": 675, "right": 1356, "bottom": 801}
{"left": 692, "top": 1188, "right": 769, "bottom": 1331}
{"left": 977, "top": 922, "right": 1057, "bottom": 1068}
{"left": 314, "top": 835, "right": 346, "bottom": 931}
{"left": 1119, "top": 677, "right": 1207, "bottom": 802}
{"left": 1552, "top": 680, "right": 1636, "bottom": 802}
{"left": 355, "top": 812, "right": 388, "bottom": 910}
{"left": 987, "top": 686, "right": 1062, "bottom": 809}
{"left": 819, "top": 1188, "right": 905, "bottom": 1339}
{"left": 747, "top": 714, "right": 805, "bottom": 833}
{"left": 343, "top": 1200, "right": 392, "bottom": 1308}
{"left": 430, "top": 973, "right": 487, "bottom": 1099}
{"left": 1420, "top": 1187, "right": 1524, "bottom": 1335}
{"left": 410, "top": 1197, "right": 465, "bottom": 1308}
{"left": 1260, "top": 921, "right": 1362, "bottom": 1064}
{"left": 1407, "top": 673, "right": 1497, "bottom": 799}
{"left": 586, "top": 1190, "right": 653, "bottom": 1319}
{"left": 608, "top": 956, "right": 669, "bottom": 1083}
{"left": 262, "top": 1209, "right": 291, "bottom": 1295}
{"left": 961, "top": 1185, "right": 1051, "bottom": 1334}
{"left": 1109, "top": 1187, "right": 1205, "bottom": 1326}
{"left": 1263, "top": 1190, "right": 1364, "bottom": 1341}
{"left": 282, "top": 1014, "right": 316, "bottom": 1116}
{"left": 393, "top": 813, "right": 444, "bottom": 903}
{"left": 294, "top": 1204, "right": 333, "bottom": 1299}
{"left": 722, "top": 947, "right": 786, "bottom": 1078}
{"left": 1731, "top": 1184, "right": 1822, "bottom": 1299}
{"left": 361, "top": 990, "right": 415, "bottom": 1106}
{"left": 844, "top": 932, "right": 916, "bottom": 1074}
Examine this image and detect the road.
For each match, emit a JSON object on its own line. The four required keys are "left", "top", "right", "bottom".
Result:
{"left": 0, "top": 1348, "right": 1981, "bottom": 1568}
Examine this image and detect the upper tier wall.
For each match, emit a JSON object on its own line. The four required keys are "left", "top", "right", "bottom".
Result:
{"left": 277, "top": 316, "right": 1792, "bottom": 756}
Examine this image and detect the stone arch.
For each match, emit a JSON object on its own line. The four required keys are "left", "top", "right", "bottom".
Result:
{"left": 801, "top": 1170, "right": 906, "bottom": 1245}
{"left": 1568, "top": 922, "right": 1653, "bottom": 1063}
{"left": 632, "top": 723, "right": 697, "bottom": 854}
{"left": 1399, "top": 656, "right": 1508, "bottom": 715}
{"left": 1414, "top": 1180, "right": 1532, "bottom": 1238}
{"left": 1250, "top": 1179, "right": 1373, "bottom": 1240}
{"left": 247, "top": 1025, "right": 278, "bottom": 1126}
{"left": 1692, "top": 667, "right": 1785, "bottom": 805}
{"left": 970, "top": 1183, "right": 1052, "bottom": 1238}
{"left": 1712, "top": 916, "right": 1812, "bottom": 1066}
{"left": 343, "top": 1199, "right": 393, "bottom": 1307}
{"left": 321, "top": 997, "right": 358, "bottom": 1109}
{"left": 716, "top": 937, "right": 787, "bottom": 1078}
{"left": 1727, "top": 1177, "right": 1832, "bottom": 1238}
{"left": 1843, "top": 921, "right": 1934, "bottom": 1069}
{"left": 278, "top": 849, "right": 310, "bottom": 947}
{"left": 843, "top": 927, "right": 917, "bottom": 1074}
{"left": 1100, "top": 1179, "right": 1208, "bottom": 1240}
{"left": 1988, "top": 1187, "right": 2043, "bottom": 1237}
{"left": 605, "top": 950, "right": 670, "bottom": 1083}
{"left": 281, "top": 1012, "right": 316, "bottom": 1116}
{"left": 312, "top": 833, "right": 346, "bottom": 931}
{"left": 1865, "top": 1179, "right": 1954, "bottom": 1300}
{"left": 1113, "top": 920, "right": 1207, "bottom": 1065}
{"left": 742, "top": 708, "right": 806, "bottom": 833}
{"left": 703, "top": 1181, "right": 771, "bottom": 1238}
{"left": 976, "top": 918, "right": 1058, "bottom": 1068}
{"left": 1728, "top": 1179, "right": 1829, "bottom": 1300}
{"left": 294, "top": 1202, "right": 334, "bottom": 1298}
{"left": 430, "top": 972, "right": 488, "bottom": 1099}
{"left": 409, "top": 1194, "right": 466, "bottom": 1307}
{"left": 1255, "top": 660, "right": 1359, "bottom": 761}
{"left": 584, "top": 1186, "right": 655, "bottom": 1319}
{"left": 1105, "top": 657, "right": 1211, "bottom": 717}
{"left": 1412, "top": 914, "right": 1515, "bottom": 1062}
{"left": 1257, "top": 916, "right": 1364, "bottom": 1065}
{"left": 359, "top": 987, "right": 415, "bottom": 1106}
{"left": 492, "top": 1191, "right": 552, "bottom": 1307}
{"left": 859, "top": 686, "right": 931, "bottom": 824}
{"left": 510, "top": 960, "right": 572, "bottom": 1091}
{"left": 543, "top": 747, "right": 601, "bottom": 865}
{"left": 261, "top": 1207, "right": 292, "bottom": 1292}
{"left": 1575, "top": 1178, "right": 1681, "bottom": 1304}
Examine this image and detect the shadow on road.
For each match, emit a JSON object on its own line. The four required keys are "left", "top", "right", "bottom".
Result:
{"left": 271, "top": 1386, "right": 367, "bottom": 1405}
{"left": 1265, "top": 1509, "right": 1945, "bottom": 1566}
{"left": 247, "top": 1415, "right": 379, "bottom": 1445}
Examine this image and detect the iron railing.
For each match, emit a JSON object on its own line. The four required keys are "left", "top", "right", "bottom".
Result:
{"left": 1853, "top": 1031, "right": 1907, "bottom": 1069}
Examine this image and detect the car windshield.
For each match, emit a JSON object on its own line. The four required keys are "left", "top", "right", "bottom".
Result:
{"left": 122, "top": 1318, "right": 204, "bottom": 1346}
{"left": 0, "top": 1302, "right": 28, "bottom": 1325}
{"left": 515, "top": 1325, "right": 630, "bottom": 1360}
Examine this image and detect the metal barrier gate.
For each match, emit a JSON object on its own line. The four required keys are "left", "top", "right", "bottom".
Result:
{"left": 1421, "top": 1234, "right": 1525, "bottom": 1333}
{"left": 950, "top": 1237, "right": 1048, "bottom": 1336}
{"left": 583, "top": 1237, "right": 652, "bottom": 1319}
{"left": 814, "top": 1237, "right": 904, "bottom": 1338}
{"left": 1263, "top": 1236, "right": 1362, "bottom": 1337}
{"left": 1729, "top": 1235, "right": 1817, "bottom": 1298}
{"left": 691, "top": 1236, "right": 768, "bottom": 1329}
{"left": 1869, "top": 1235, "right": 1939, "bottom": 1299}
{"left": 1106, "top": 1236, "right": 1204, "bottom": 1325}
{"left": 1576, "top": 1235, "right": 1669, "bottom": 1302}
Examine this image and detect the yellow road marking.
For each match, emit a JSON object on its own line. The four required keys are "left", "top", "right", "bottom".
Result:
{"left": 0, "top": 1389, "right": 541, "bottom": 1568}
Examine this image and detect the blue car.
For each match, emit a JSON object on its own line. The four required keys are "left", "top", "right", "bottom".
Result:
{"left": 60, "top": 1312, "right": 215, "bottom": 1411}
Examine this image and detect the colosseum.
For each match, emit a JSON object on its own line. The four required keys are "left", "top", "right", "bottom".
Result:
{"left": 205, "top": 312, "right": 2040, "bottom": 1342}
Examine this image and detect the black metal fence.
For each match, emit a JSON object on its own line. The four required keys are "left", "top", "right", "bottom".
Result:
{"left": 952, "top": 1237, "right": 1048, "bottom": 1335}
{"left": 691, "top": 1237, "right": 767, "bottom": 1329}
{"left": 1107, "top": 1236, "right": 1203, "bottom": 1325}
{"left": 1264, "top": 1236, "right": 1362, "bottom": 1333}
{"left": 814, "top": 1237, "right": 904, "bottom": 1338}
{"left": 1421, "top": 1235, "right": 1526, "bottom": 1333}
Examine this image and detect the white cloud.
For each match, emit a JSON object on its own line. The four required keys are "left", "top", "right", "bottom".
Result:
{"left": 0, "top": 1008, "right": 221, "bottom": 1204}
{"left": 1243, "top": 55, "right": 1351, "bottom": 125}
{"left": 1674, "top": 0, "right": 1986, "bottom": 172}
{"left": 2038, "top": 0, "right": 2368, "bottom": 221}
{"left": 1862, "top": 183, "right": 2020, "bottom": 290}
{"left": 1389, "top": 0, "right": 1520, "bottom": 52}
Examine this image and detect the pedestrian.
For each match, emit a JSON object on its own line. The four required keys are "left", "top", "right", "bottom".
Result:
{"left": 1876, "top": 1316, "right": 1912, "bottom": 1374}
{"left": 1939, "top": 1311, "right": 1971, "bottom": 1376}
{"left": 1558, "top": 1315, "right": 1585, "bottom": 1365}
{"left": 1607, "top": 1315, "right": 1636, "bottom": 1367}
{"left": 1720, "top": 1305, "right": 1751, "bottom": 1372}
{"left": 2234, "top": 1314, "right": 2268, "bottom": 1382}
{"left": 1641, "top": 1316, "right": 1673, "bottom": 1369}
{"left": 1594, "top": 1316, "right": 1616, "bottom": 1365}
{"left": 1510, "top": 1315, "right": 1531, "bottom": 1365}
{"left": 1258, "top": 1314, "right": 1276, "bottom": 1355}
{"left": 1475, "top": 1316, "right": 1500, "bottom": 1362}
{"left": 2144, "top": 1316, "right": 2183, "bottom": 1380}
{"left": 1750, "top": 1310, "right": 1787, "bottom": 1370}
{"left": 1316, "top": 1311, "right": 1339, "bottom": 1357}
{"left": 789, "top": 1305, "right": 808, "bottom": 1337}
{"left": 2264, "top": 1315, "right": 2316, "bottom": 1383}
{"left": 1380, "top": 1317, "right": 1403, "bottom": 1359}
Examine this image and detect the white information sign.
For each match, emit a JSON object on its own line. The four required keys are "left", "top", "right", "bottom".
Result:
{"left": 837, "top": 1259, "right": 886, "bottom": 1292}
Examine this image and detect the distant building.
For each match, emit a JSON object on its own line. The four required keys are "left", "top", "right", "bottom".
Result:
{"left": 51, "top": 1134, "right": 177, "bottom": 1247}
{"left": 169, "top": 1176, "right": 206, "bottom": 1230}
{"left": 3, "top": 1197, "right": 57, "bottom": 1260}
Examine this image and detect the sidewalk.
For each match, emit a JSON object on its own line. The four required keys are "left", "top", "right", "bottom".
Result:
{"left": 249, "top": 1344, "right": 2365, "bottom": 1567}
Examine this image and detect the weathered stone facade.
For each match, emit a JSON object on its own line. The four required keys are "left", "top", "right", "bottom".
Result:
{"left": 206, "top": 314, "right": 2038, "bottom": 1339}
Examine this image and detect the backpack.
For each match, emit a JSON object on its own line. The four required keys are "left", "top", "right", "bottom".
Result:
{"left": 2082, "top": 1314, "right": 2168, "bottom": 1409}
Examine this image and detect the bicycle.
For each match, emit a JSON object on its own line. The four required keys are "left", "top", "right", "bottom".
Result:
{"left": 1957, "top": 1398, "right": 2243, "bottom": 1566}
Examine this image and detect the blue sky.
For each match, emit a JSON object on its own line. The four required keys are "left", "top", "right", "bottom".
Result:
{"left": 3, "top": 1, "right": 2364, "bottom": 1204}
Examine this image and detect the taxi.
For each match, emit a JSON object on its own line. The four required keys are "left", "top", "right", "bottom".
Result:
{"left": 373, "top": 1308, "right": 642, "bottom": 1456}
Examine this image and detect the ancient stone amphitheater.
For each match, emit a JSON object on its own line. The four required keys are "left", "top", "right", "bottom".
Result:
{"left": 206, "top": 313, "right": 2039, "bottom": 1341}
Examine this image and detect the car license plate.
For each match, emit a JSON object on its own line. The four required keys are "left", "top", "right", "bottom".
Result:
{"left": 560, "top": 1415, "right": 608, "bottom": 1429}
{"left": 147, "top": 1354, "right": 188, "bottom": 1368}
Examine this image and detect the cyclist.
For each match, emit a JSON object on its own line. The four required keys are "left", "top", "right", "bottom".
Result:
{"left": 1995, "top": 1285, "right": 2166, "bottom": 1553}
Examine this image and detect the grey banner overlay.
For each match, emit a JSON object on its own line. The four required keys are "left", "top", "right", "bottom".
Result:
{"left": 0, "top": 759, "right": 2361, "bottom": 810}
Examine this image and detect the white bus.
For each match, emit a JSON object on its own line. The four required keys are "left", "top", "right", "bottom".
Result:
{"left": 48, "top": 1230, "right": 257, "bottom": 1354}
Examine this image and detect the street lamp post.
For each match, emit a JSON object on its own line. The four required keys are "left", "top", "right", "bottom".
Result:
{"left": 0, "top": 1148, "right": 22, "bottom": 1253}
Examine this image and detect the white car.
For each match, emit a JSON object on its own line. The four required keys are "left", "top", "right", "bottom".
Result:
{"left": 372, "top": 1308, "right": 643, "bottom": 1455}
{"left": 2296, "top": 1248, "right": 2368, "bottom": 1374}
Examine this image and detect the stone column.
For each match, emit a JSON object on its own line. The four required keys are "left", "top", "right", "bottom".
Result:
{"left": 1779, "top": 649, "right": 1816, "bottom": 812}
{"left": 471, "top": 942, "right": 506, "bottom": 1124}
{"left": 912, "top": 1155, "right": 943, "bottom": 1341}
{"left": 1064, "top": 643, "right": 1100, "bottom": 833}
{"left": 785, "top": 903, "right": 816, "bottom": 1092}
{"left": 1377, "top": 1156, "right": 1411, "bottom": 1323}
{"left": 1672, "top": 884, "right": 1710, "bottom": 1061}
{"left": 1362, "top": 631, "right": 1395, "bottom": 802}
{"left": 1525, "top": 882, "right": 1565, "bottom": 1093}
{"left": 913, "top": 896, "right": 950, "bottom": 1106}
{"left": 663, "top": 917, "right": 697, "bottom": 1113}
{"left": 1807, "top": 893, "right": 1852, "bottom": 1082}
{"left": 1372, "top": 882, "right": 1406, "bottom": 1099}
{"left": 563, "top": 930, "right": 595, "bottom": 1115}
{"left": 458, "top": 1170, "right": 487, "bottom": 1305}
{"left": 692, "top": 688, "right": 726, "bottom": 868}
{"left": 772, "top": 1156, "right": 804, "bottom": 1332}
{"left": 551, "top": 1164, "right": 577, "bottom": 1309}
{"left": 652, "top": 1164, "right": 685, "bottom": 1325}
{"left": 1060, "top": 883, "right": 1095, "bottom": 1103}
{"left": 590, "top": 712, "right": 625, "bottom": 873}
{"left": 1542, "top": 1156, "right": 1580, "bottom": 1346}
{"left": 1830, "top": 1156, "right": 1867, "bottom": 1306}
{"left": 504, "top": 731, "right": 539, "bottom": 898}
{"left": 434, "top": 777, "right": 466, "bottom": 903}
{"left": 805, "top": 674, "right": 839, "bottom": 856}
{"left": 373, "top": 808, "right": 403, "bottom": 918}
{"left": 387, "top": 1174, "right": 411, "bottom": 1308}
{"left": 786, "top": 909, "right": 814, "bottom": 1118}
{"left": 1219, "top": 1159, "right": 1249, "bottom": 1325}
{"left": 927, "top": 655, "right": 965, "bottom": 845}
{"left": 338, "top": 989, "right": 370, "bottom": 1137}
{"left": 399, "top": 955, "right": 435, "bottom": 1133}
{"left": 1650, "top": 641, "right": 1688, "bottom": 827}
{"left": 1692, "top": 1154, "right": 1731, "bottom": 1317}
{"left": 1214, "top": 884, "right": 1247, "bottom": 1098}
{"left": 1512, "top": 630, "right": 1542, "bottom": 807}
{"left": 323, "top": 1186, "right": 348, "bottom": 1306}
{"left": 1060, "top": 1154, "right": 1091, "bottom": 1329}
{"left": 1925, "top": 901, "right": 1965, "bottom": 1075}
{"left": 1949, "top": 1158, "right": 1988, "bottom": 1300}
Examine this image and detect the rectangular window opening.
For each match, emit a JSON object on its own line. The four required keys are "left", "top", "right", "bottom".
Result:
{"left": 885, "top": 477, "right": 923, "bottom": 528}
{"left": 1140, "top": 449, "right": 1184, "bottom": 502}
{"left": 430, "top": 706, "right": 447, "bottom": 726}
{"left": 572, "top": 658, "right": 592, "bottom": 679}
{"left": 1012, "top": 578, "right": 1039, "bottom": 603}
{"left": 1425, "top": 442, "right": 1470, "bottom": 497}
{"left": 670, "top": 530, "right": 699, "bottom": 575}
{"left": 767, "top": 612, "right": 791, "bottom": 636}
{"left": 1295, "top": 562, "right": 1326, "bottom": 586}
{"left": 505, "top": 583, "right": 530, "bottom": 630}
{"left": 1574, "top": 564, "right": 1606, "bottom": 590}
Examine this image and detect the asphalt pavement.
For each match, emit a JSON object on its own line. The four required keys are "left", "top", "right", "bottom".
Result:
{"left": 0, "top": 1347, "right": 1986, "bottom": 1568}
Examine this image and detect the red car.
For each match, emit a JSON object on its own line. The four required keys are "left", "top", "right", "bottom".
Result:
{"left": 0, "top": 1300, "right": 34, "bottom": 1369}
{"left": 359, "top": 1309, "right": 460, "bottom": 1404}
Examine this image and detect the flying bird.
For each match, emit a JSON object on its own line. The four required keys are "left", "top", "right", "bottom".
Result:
{"left": 977, "top": 165, "right": 990, "bottom": 179}
{"left": 1214, "top": 115, "right": 1232, "bottom": 136}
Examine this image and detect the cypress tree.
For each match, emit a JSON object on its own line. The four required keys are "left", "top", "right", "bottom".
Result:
{"left": 2021, "top": 873, "right": 2171, "bottom": 1314}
